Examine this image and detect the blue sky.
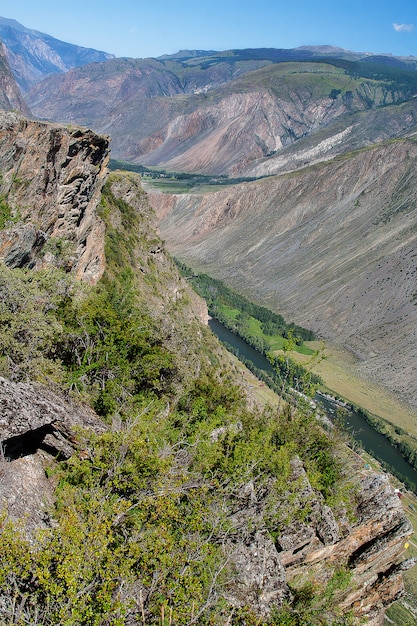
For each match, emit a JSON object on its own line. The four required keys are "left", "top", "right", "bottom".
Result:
{"left": 1, "top": 0, "right": 417, "bottom": 59}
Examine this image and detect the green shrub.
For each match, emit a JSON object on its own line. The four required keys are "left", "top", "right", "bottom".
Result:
{"left": 0, "top": 194, "right": 19, "bottom": 229}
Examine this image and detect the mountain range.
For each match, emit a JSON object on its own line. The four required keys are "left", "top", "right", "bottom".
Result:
{"left": 0, "top": 41, "right": 29, "bottom": 112}
{"left": 0, "top": 16, "right": 114, "bottom": 92}
{"left": 24, "top": 47, "right": 417, "bottom": 176}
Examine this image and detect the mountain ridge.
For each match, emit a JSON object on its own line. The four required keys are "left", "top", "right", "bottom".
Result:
{"left": 25, "top": 52, "right": 417, "bottom": 176}
{"left": 0, "top": 15, "right": 115, "bottom": 93}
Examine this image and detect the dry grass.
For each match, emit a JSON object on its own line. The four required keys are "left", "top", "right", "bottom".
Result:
{"left": 232, "top": 359, "right": 281, "bottom": 408}
{"left": 283, "top": 340, "right": 417, "bottom": 436}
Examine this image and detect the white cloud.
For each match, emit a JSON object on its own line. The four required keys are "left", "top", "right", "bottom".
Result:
{"left": 393, "top": 22, "right": 415, "bottom": 32}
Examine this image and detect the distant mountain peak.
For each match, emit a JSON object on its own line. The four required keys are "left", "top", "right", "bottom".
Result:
{"left": 0, "top": 15, "right": 115, "bottom": 93}
{"left": 0, "top": 16, "right": 24, "bottom": 29}
{"left": 157, "top": 49, "right": 219, "bottom": 60}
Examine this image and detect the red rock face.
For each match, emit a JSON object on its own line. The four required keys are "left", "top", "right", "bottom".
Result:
{"left": 0, "top": 112, "right": 110, "bottom": 284}
{"left": 24, "top": 55, "right": 417, "bottom": 178}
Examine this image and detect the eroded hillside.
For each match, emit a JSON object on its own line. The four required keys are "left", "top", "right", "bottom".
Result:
{"left": 151, "top": 138, "right": 417, "bottom": 412}
{"left": 25, "top": 53, "right": 417, "bottom": 176}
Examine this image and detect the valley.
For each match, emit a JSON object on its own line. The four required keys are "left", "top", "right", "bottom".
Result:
{"left": 178, "top": 263, "right": 417, "bottom": 486}
{"left": 1, "top": 16, "right": 417, "bottom": 621}
{"left": 2, "top": 111, "right": 414, "bottom": 624}
{"left": 148, "top": 138, "right": 417, "bottom": 416}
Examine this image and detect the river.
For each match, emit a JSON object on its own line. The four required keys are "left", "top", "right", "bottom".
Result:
{"left": 209, "top": 317, "right": 417, "bottom": 492}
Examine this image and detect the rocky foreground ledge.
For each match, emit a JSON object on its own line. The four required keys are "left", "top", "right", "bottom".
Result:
{"left": 0, "top": 376, "right": 414, "bottom": 623}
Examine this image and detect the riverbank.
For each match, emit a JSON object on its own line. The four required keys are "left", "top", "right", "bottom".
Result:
{"left": 180, "top": 260, "right": 417, "bottom": 456}
{"left": 209, "top": 317, "right": 417, "bottom": 493}
{"left": 289, "top": 341, "right": 417, "bottom": 474}
{"left": 293, "top": 340, "right": 417, "bottom": 438}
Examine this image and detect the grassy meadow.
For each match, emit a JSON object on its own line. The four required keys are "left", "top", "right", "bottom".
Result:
{"left": 285, "top": 340, "right": 417, "bottom": 438}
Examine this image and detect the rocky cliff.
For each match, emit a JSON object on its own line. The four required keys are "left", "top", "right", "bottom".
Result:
{"left": 0, "top": 111, "right": 109, "bottom": 283}
{"left": 0, "top": 113, "right": 414, "bottom": 624}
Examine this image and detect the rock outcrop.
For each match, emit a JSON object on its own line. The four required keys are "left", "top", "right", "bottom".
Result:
{"left": 220, "top": 455, "right": 414, "bottom": 624}
{"left": 0, "top": 111, "right": 110, "bottom": 283}
{"left": 0, "top": 366, "right": 412, "bottom": 623}
{"left": 226, "top": 531, "right": 291, "bottom": 615}
{"left": 281, "top": 463, "right": 414, "bottom": 625}
{"left": 0, "top": 376, "right": 105, "bottom": 533}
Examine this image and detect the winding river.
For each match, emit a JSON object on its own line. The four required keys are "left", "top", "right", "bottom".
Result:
{"left": 209, "top": 317, "right": 417, "bottom": 492}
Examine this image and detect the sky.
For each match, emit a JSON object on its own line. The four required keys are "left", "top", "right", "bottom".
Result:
{"left": 1, "top": 0, "right": 417, "bottom": 60}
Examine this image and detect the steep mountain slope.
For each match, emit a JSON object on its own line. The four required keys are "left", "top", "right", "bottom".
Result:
{"left": 26, "top": 51, "right": 417, "bottom": 175}
{"left": 245, "top": 96, "right": 417, "bottom": 178}
{"left": 150, "top": 137, "right": 417, "bottom": 412}
{"left": 132, "top": 64, "right": 417, "bottom": 177}
{"left": 0, "top": 16, "right": 114, "bottom": 93}
{"left": 0, "top": 111, "right": 415, "bottom": 625}
{"left": 0, "top": 43, "right": 29, "bottom": 113}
